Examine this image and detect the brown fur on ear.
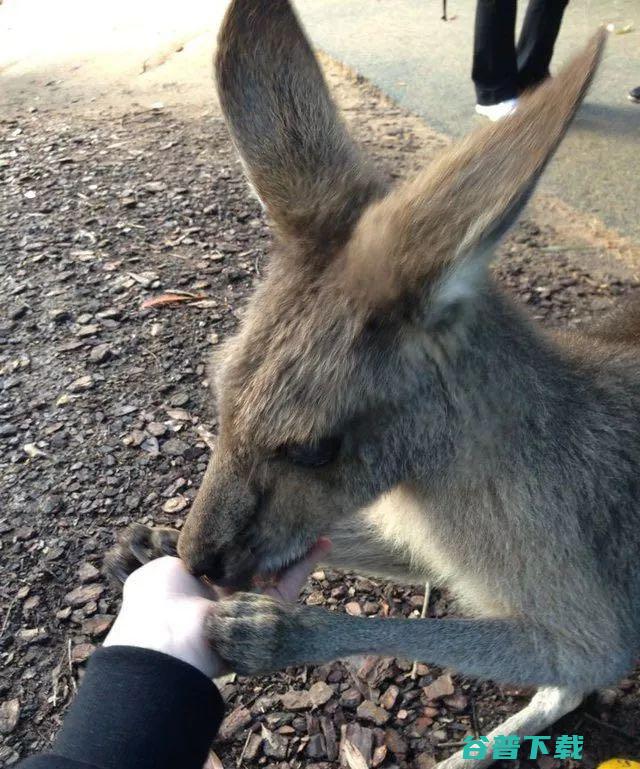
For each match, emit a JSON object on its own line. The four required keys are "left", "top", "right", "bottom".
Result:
{"left": 343, "top": 29, "right": 607, "bottom": 311}
{"left": 216, "top": 0, "right": 386, "bottom": 254}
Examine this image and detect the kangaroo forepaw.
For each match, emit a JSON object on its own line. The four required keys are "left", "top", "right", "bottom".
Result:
{"left": 104, "top": 523, "right": 179, "bottom": 584}
{"left": 206, "top": 592, "right": 307, "bottom": 675}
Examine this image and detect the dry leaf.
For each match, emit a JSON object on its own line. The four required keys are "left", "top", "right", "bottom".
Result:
{"left": 141, "top": 292, "right": 207, "bottom": 309}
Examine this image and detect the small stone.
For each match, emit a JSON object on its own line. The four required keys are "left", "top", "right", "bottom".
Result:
{"left": 162, "top": 496, "right": 188, "bottom": 513}
{"left": 306, "top": 591, "right": 325, "bottom": 606}
{"left": 89, "top": 344, "right": 112, "bottom": 363}
{"left": 218, "top": 706, "right": 251, "bottom": 741}
{"left": 50, "top": 308, "right": 71, "bottom": 323}
{"left": 261, "top": 725, "right": 288, "bottom": 759}
{"left": 309, "top": 681, "right": 334, "bottom": 707}
{"left": 81, "top": 614, "right": 115, "bottom": 637}
{"left": 0, "top": 423, "right": 18, "bottom": 438}
{"left": 71, "top": 643, "right": 96, "bottom": 664}
{"left": 8, "top": 304, "right": 28, "bottom": 320}
{"left": 23, "top": 595, "right": 40, "bottom": 612}
{"left": 162, "top": 437, "right": 189, "bottom": 456}
{"left": 140, "top": 436, "right": 160, "bottom": 455}
{"left": 380, "top": 685, "right": 400, "bottom": 711}
{"left": 0, "top": 699, "right": 20, "bottom": 734}
{"left": 39, "top": 494, "right": 62, "bottom": 514}
{"left": 243, "top": 733, "right": 262, "bottom": 761}
{"left": 306, "top": 733, "right": 326, "bottom": 758}
{"left": 68, "top": 375, "right": 93, "bottom": 392}
{"left": 340, "top": 688, "right": 362, "bottom": 709}
{"left": 414, "top": 755, "right": 437, "bottom": 769}
{"left": 442, "top": 694, "right": 468, "bottom": 711}
{"left": 422, "top": 673, "right": 454, "bottom": 701}
{"left": 356, "top": 700, "right": 391, "bottom": 726}
{"left": 345, "top": 601, "right": 362, "bottom": 616}
{"left": 147, "top": 421, "right": 167, "bottom": 437}
{"left": 17, "top": 628, "right": 48, "bottom": 645}
{"left": 78, "top": 562, "right": 100, "bottom": 583}
{"left": 76, "top": 324, "right": 101, "bottom": 337}
{"left": 165, "top": 407, "right": 190, "bottom": 421}
{"left": 384, "top": 728, "right": 408, "bottom": 756}
{"left": 56, "top": 607, "right": 72, "bottom": 621}
{"left": 311, "top": 570, "right": 326, "bottom": 581}
{"left": 64, "top": 583, "right": 104, "bottom": 607}
{"left": 372, "top": 744, "right": 388, "bottom": 768}
{"left": 169, "top": 392, "right": 190, "bottom": 407}
{"left": 280, "top": 689, "right": 312, "bottom": 710}
{"left": 408, "top": 717, "right": 433, "bottom": 737}
{"left": 363, "top": 601, "right": 379, "bottom": 615}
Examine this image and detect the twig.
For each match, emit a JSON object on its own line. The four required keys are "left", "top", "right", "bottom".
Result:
{"left": 237, "top": 729, "right": 253, "bottom": 768}
{"left": 582, "top": 712, "right": 639, "bottom": 742}
{"left": 438, "top": 740, "right": 466, "bottom": 749}
{"left": 410, "top": 581, "right": 430, "bottom": 680}
{"left": 471, "top": 697, "right": 480, "bottom": 738}
{"left": 67, "top": 638, "right": 77, "bottom": 693}
{"left": 0, "top": 594, "right": 18, "bottom": 642}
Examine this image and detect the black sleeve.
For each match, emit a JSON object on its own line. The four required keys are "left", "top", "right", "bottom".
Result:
{"left": 18, "top": 646, "right": 225, "bottom": 769}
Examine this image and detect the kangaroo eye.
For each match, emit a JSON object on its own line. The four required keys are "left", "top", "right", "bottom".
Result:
{"left": 283, "top": 436, "right": 341, "bottom": 467}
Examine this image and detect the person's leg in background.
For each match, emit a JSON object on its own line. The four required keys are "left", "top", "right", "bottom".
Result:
{"left": 472, "top": 0, "right": 519, "bottom": 120}
{"left": 516, "top": 0, "right": 570, "bottom": 91}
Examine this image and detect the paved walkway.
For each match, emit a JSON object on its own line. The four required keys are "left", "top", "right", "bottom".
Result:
{"left": 295, "top": 0, "right": 640, "bottom": 244}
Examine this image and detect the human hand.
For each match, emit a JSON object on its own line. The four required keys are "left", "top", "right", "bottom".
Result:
{"left": 104, "top": 539, "right": 331, "bottom": 678}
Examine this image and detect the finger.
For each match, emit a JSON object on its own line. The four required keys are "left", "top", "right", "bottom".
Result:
{"left": 268, "top": 537, "right": 332, "bottom": 602}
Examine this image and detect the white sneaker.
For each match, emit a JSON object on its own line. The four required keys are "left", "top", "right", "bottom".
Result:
{"left": 475, "top": 98, "right": 519, "bottom": 121}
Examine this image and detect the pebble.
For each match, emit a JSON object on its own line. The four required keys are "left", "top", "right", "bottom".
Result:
{"left": 147, "top": 421, "right": 167, "bottom": 437}
{"left": 422, "top": 673, "right": 454, "bottom": 702}
{"left": 68, "top": 375, "right": 94, "bottom": 392}
{"left": 309, "top": 681, "right": 334, "bottom": 707}
{"left": 8, "top": 304, "right": 28, "bottom": 320}
{"left": 71, "top": 643, "right": 96, "bottom": 664}
{"left": 261, "top": 725, "right": 288, "bottom": 759}
{"left": 356, "top": 700, "right": 391, "bottom": 726}
{"left": 81, "top": 615, "right": 115, "bottom": 637}
{"left": 89, "top": 343, "right": 112, "bottom": 363}
{"left": 380, "top": 685, "right": 400, "bottom": 711}
{"left": 0, "top": 699, "right": 20, "bottom": 735}
{"left": 162, "top": 496, "right": 188, "bottom": 513}
{"left": 64, "top": 583, "right": 105, "bottom": 607}
{"left": 218, "top": 707, "right": 252, "bottom": 741}
{"left": 78, "top": 562, "right": 100, "bottom": 583}
{"left": 340, "top": 688, "right": 363, "bottom": 709}
{"left": 161, "top": 437, "right": 189, "bottom": 456}
{"left": 280, "top": 689, "right": 312, "bottom": 711}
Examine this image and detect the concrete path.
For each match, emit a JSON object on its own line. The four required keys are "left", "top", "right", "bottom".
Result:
{"left": 295, "top": 0, "right": 640, "bottom": 244}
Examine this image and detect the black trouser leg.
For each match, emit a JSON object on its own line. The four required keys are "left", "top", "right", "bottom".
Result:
{"left": 472, "top": 0, "right": 518, "bottom": 106}
{"left": 516, "top": 0, "right": 570, "bottom": 90}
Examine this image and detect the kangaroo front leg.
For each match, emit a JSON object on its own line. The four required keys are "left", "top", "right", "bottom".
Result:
{"left": 208, "top": 594, "right": 606, "bottom": 690}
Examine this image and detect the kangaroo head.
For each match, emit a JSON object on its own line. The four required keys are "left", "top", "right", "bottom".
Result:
{"left": 177, "top": 0, "right": 605, "bottom": 585}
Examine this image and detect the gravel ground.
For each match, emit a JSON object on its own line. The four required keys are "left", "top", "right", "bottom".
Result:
{"left": 1, "top": 52, "right": 640, "bottom": 769}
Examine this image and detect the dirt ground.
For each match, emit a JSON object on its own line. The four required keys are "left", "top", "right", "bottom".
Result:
{"left": 2, "top": 11, "right": 640, "bottom": 769}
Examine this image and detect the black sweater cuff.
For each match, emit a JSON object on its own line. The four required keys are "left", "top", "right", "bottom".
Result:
{"left": 23, "top": 646, "right": 225, "bottom": 769}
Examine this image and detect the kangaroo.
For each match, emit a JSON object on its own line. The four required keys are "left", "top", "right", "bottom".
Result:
{"left": 106, "top": 3, "right": 634, "bottom": 767}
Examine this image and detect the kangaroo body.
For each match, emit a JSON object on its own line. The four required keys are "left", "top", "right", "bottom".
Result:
{"left": 107, "top": 6, "right": 632, "bottom": 766}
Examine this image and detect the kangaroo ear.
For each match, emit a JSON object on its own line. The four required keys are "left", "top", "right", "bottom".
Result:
{"left": 344, "top": 30, "right": 606, "bottom": 320}
{"left": 216, "top": 0, "right": 385, "bottom": 252}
